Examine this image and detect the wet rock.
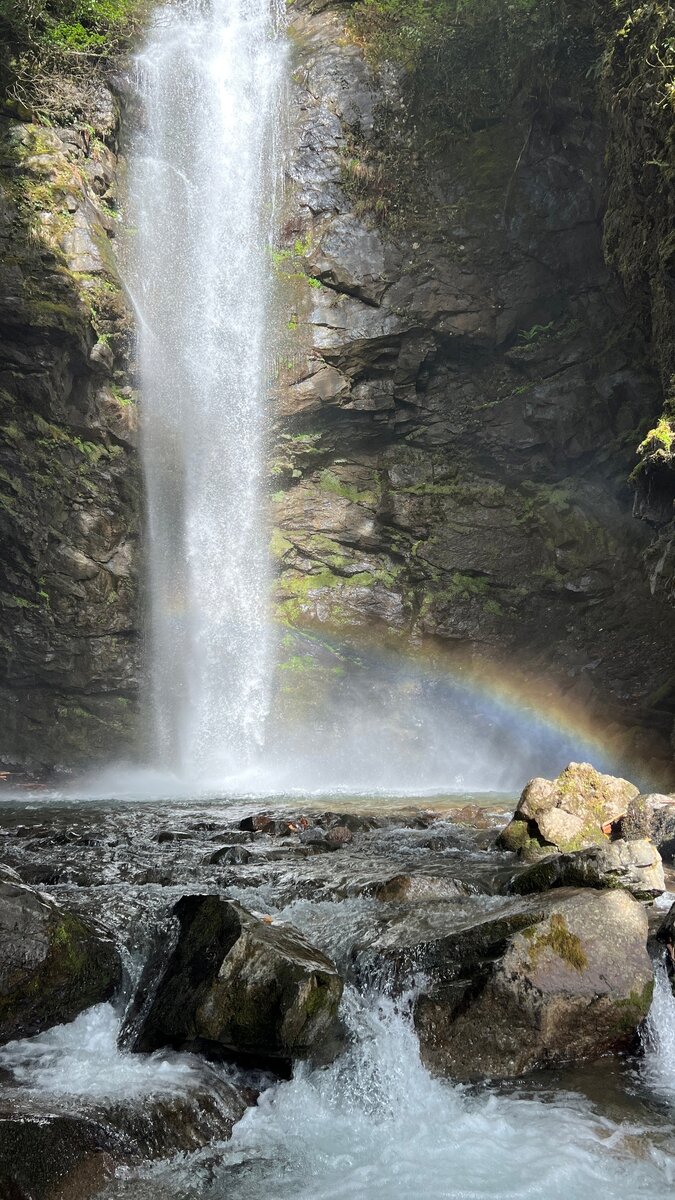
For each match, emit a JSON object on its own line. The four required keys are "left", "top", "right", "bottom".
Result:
{"left": 373, "top": 873, "right": 473, "bottom": 903}
{"left": 497, "top": 763, "right": 639, "bottom": 861}
{"left": 239, "top": 814, "right": 276, "bottom": 833}
{"left": 351, "top": 897, "right": 537, "bottom": 991}
{"left": 325, "top": 824, "right": 353, "bottom": 847}
{"left": 0, "top": 1070, "right": 247, "bottom": 1198}
{"left": 0, "top": 1112, "right": 119, "bottom": 1200}
{"left": 299, "top": 827, "right": 335, "bottom": 851}
{"left": 0, "top": 882, "right": 121, "bottom": 1044}
{"left": 123, "top": 897, "right": 343, "bottom": 1065}
{"left": 209, "top": 845, "right": 252, "bottom": 865}
{"left": 508, "top": 839, "right": 665, "bottom": 901}
{"left": 414, "top": 890, "right": 653, "bottom": 1081}
{"left": 618, "top": 793, "right": 675, "bottom": 861}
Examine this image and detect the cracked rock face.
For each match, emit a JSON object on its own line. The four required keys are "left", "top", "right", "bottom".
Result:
{"left": 270, "top": 0, "right": 675, "bottom": 776}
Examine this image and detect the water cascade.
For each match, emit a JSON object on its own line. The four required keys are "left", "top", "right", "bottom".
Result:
{"left": 130, "top": 0, "right": 286, "bottom": 778}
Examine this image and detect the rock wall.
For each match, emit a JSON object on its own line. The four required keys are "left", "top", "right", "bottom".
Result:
{"left": 0, "top": 0, "right": 672, "bottom": 779}
{"left": 0, "top": 77, "right": 139, "bottom": 771}
{"left": 271, "top": 0, "right": 675, "bottom": 778}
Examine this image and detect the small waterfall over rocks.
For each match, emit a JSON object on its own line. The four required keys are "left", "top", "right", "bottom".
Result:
{"left": 130, "top": 0, "right": 286, "bottom": 778}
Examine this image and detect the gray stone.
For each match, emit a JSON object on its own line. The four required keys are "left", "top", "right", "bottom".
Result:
{"left": 122, "top": 897, "right": 343, "bottom": 1064}
{"left": 509, "top": 838, "right": 665, "bottom": 900}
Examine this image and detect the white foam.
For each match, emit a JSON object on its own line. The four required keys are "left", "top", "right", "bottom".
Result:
{"left": 0, "top": 1003, "right": 206, "bottom": 1100}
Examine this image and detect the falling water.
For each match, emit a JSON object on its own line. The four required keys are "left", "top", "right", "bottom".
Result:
{"left": 642, "top": 959, "right": 675, "bottom": 1102}
{"left": 130, "top": 0, "right": 286, "bottom": 777}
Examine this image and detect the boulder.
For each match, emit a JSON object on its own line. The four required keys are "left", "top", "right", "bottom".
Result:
{"left": 0, "top": 1069, "right": 247, "bottom": 1200}
{"left": 497, "top": 762, "right": 639, "bottom": 860}
{"left": 122, "top": 897, "right": 343, "bottom": 1064}
{"left": 0, "top": 882, "right": 121, "bottom": 1045}
{"left": 508, "top": 838, "right": 665, "bottom": 901}
{"left": 351, "top": 897, "right": 539, "bottom": 993}
{"left": 0, "top": 1113, "right": 119, "bottom": 1200}
{"left": 351, "top": 888, "right": 653, "bottom": 1080}
{"left": 618, "top": 793, "right": 675, "bottom": 861}
{"left": 414, "top": 890, "right": 653, "bottom": 1081}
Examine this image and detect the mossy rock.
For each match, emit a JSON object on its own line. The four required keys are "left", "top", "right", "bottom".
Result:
{"left": 122, "top": 897, "right": 343, "bottom": 1067}
{"left": 498, "top": 762, "right": 639, "bottom": 859}
{"left": 0, "top": 881, "right": 121, "bottom": 1044}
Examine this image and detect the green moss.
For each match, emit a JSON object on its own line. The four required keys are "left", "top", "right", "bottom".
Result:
{"left": 637, "top": 417, "right": 674, "bottom": 456}
{"left": 319, "top": 470, "right": 380, "bottom": 506}
{"left": 610, "top": 979, "right": 655, "bottom": 1033}
{"left": 523, "top": 913, "right": 588, "bottom": 972}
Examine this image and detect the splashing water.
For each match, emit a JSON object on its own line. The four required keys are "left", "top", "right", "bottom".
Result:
{"left": 642, "top": 960, "right": 675, "bottom": 1103}
{"left": 130, "top": 0, "right": 286, "bottom": 777}
{"left": 99, "top": 989, "right": 675, "bottom": 1200}
{"left": 0, "top": 1003, "right": 208, "bottom": 1099}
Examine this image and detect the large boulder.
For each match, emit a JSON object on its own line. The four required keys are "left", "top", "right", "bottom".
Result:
{"left": 0, "top": 1068, "right": 247, "bottom": 1200}
{"left": 508, "top": 838, "right": 665, "bottom": 901}
{"left": 414, "top": 890, "right": 653, "bottom": 1080}
{"left": 122, "top": 897, "right": 343, "bottom": 1064}
{"left": 497, "top": 762, "right": 639, "bottom": 860}
{"left": 0, "top": 881, "right": 121, "bottom": 1044}
{"left": 351, "top": 889, "right": 653, "bottom": 1080}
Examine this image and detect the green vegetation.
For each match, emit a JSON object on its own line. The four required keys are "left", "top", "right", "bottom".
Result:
{"left": 0, "top": 0, "right": 147, "bottom": 112}
{"left": 346, "top": 0, "right": 593, "bottom": 133}
{"left": 518, "top": 320, "right": 555, "bottom": 344}
{"left": 523, "top": 913, "right": 588, "bottom": 972}
{"left": 637, "top": 416, "right": 674, "bottom": 456}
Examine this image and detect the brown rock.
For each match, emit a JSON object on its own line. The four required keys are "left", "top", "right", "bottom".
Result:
{"left": 497, "top": 763, "right": 639, "bottom": 861}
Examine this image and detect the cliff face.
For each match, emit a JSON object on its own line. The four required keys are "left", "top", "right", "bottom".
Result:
{"left": 599, "top": 1, "right": 675, "bottom": 606}
{"left": 0, "top": 76, "right": 139, "bottom": 771}
{"left": 271, "top": 0, "right": 675, "bottom": 777}
{"left": 0, "top": 0, "right": 672, "bottom": 779}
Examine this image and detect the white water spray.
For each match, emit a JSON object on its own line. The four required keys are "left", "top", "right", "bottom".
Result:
{"left": 642, "top": 960, "right": 675, "bottom": 1102}
{"left": 130, "top": 0, "right": 286, "bottom": 777}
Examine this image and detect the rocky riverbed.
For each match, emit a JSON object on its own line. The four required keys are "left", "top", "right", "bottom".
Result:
{"left": 2, "top": 764, "right": 675, "bottom": 1199}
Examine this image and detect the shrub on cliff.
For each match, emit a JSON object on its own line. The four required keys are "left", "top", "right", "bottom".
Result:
{"left": 0, "top": 0, "right": 145, "bottom": 112}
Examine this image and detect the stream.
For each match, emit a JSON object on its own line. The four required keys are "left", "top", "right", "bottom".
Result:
{"left": 1, "top": 794, "right": 675, "bottom": 1197}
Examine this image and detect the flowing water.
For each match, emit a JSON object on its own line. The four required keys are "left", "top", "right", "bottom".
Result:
{"left": 130, "top": 0, "right": 286, "bottom": 777}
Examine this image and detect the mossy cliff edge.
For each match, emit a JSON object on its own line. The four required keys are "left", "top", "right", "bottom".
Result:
{"left": 0, "top": 2, "right": 142, "bottom": 769}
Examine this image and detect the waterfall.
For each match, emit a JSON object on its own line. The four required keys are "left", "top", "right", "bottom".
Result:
{"left": 642, "top": 958, "right": 675, "bottom": 1100}
{"left": 130, "top": 0, "right": 286, "bottom": 778}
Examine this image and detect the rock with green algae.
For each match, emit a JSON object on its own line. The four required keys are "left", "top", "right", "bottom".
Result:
{"left": 0, "top": 879, "right": 121, "bottom": 1044}
{"left": 413, "top": 889, "right": 654, "bottom": 1082}
{"left": 497, "top": 762, "right": 639, "bottom": 861}
{"left": 508, "top": 837, "right": 665, "bottom": 901}
{"left": 122, "top": 897, "right": 344, "bottom": 1065}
